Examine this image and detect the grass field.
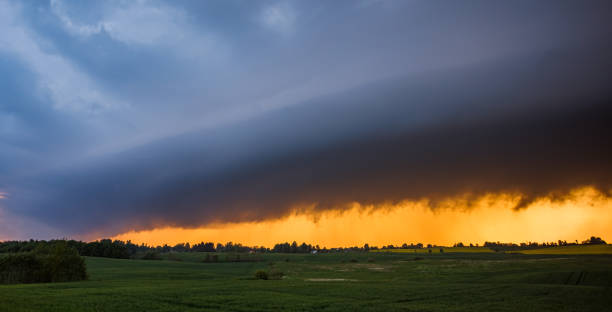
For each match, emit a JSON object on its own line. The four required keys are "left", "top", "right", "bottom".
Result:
{"left": 370, "top": 247, "right": 495, "bottom": 253}
{"left": 1, "top": 251, "right": 611, "bottom": 311}
{"left": 373, "top": 245, "right": 612, "bottom": 255}
{"left": 514, "top": 244, "right": 612, "bottom": 255}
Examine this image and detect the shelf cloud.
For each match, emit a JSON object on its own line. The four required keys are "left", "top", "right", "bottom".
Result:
{"left": 1, "top": 0, "right": 611, "bottom": 239}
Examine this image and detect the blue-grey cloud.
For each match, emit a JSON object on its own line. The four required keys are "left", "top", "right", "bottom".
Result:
{"left": 1, "top": 0, "right": 611, "bottom": 238}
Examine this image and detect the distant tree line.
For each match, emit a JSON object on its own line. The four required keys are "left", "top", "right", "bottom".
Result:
{"left": 0, "top": 236, "right": 607, "bottom": 259}
{"left": 272, "top": 242, "right": 316, "bottom": 253}
{"left": 0, "top": 239, "right": 132, "bottom": 259}
{"left": 0, "top": 239, "right": 365, "bottom": 258}
{"left": 0, "top": 239, "right": 305, "bottom": 258}
{"left": 482, "top": 236, "right": 607, "bottom": 252}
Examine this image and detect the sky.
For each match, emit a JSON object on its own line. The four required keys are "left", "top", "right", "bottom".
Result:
{"left": 1, "top": 0, "right": 611, "bottom": 246}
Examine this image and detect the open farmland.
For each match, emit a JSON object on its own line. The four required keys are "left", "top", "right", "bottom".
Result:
{"left": 1, "top": 251, "right": 611, "bottom": 312}
{"left": 515, "top": 244, "right": 612, "bottom": 255}
{"left": 370, "top": 247, "right": 495, "bottom": 253}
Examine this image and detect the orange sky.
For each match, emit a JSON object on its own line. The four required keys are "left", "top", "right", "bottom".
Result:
{"left": 112, "top": 186, "right": 612, "bottom": 247}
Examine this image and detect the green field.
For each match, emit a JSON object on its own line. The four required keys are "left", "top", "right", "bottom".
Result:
{"left": 371, "top": 247, "right": 495, "bottom": 253}
{"left": 1, "top": 252, "right": 611, "bottom": 311}
{"left": 373, "top": 245, "right": 612, "bottom": 255}
{"left": 515, "top": 244, "right": 612, "bottom": 255}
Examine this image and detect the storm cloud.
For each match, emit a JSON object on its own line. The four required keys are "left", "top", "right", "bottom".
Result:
{"left": 1, "top": 0, "right": 612, "bottom": 238}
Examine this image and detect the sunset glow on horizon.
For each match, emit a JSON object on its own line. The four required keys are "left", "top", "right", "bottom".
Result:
{"left": 111, "top": 187, "right": 612, "bottom": 248}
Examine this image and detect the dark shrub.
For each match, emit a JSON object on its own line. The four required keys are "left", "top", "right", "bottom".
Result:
{"left": 254, "top": 270, "right": 268, "bottom": 280}
{"left": 0, "top": 242, "right": 87, "bottom": 284}
{"left": 268, "top": 269, "right": 284, "bottom": 280}
{"left": 254, "top": 269, "right": 283, "bottom": 280}
{"left": 39, "top": 243, "right": 88, "bottom": 283}
{"left": 0, "top": 253, "right": 44, "bottom": 284}
{"left": 583, "top": 236, "right": 607, "bottom": 245}
{"left": 142, "top": 251, "right": 162, "bottom": 260}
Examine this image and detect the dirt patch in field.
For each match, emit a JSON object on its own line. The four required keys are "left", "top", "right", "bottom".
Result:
{"left": 336, "top": 263, "right": 392, "bottom": 272}
{"left": 359, "top": 263, "right": 392, "bottom": 271}
{"left": 336, "top": 268, "right": 351, "bottom": 272}
{"left": 314, "top": 265, "right": 336, "bottom": 271}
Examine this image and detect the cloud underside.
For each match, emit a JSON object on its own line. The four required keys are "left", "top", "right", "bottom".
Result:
{"left": 11, "top": 46, "right": 612, "bottom": 237}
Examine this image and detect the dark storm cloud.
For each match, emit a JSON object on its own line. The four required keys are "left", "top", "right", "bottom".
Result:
{"left": 2, "top": 0, "right": 612, "bottom": 238}
{"left": 8, "top": 41, "right": 612, "bottom": 236}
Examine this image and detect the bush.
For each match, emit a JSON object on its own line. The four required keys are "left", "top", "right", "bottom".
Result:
{"left": 0, "top": 242, "right": 87, "bottom": 284}
{"left": 141, "top": 251, "right": 162, "bottom": 260}
{"left": 254, "top": 270, "right": 268, "bottom": 280}
{"left": 268, "top": 269, "right": 284, "bottom": 280}
{"left": 254, "top": 269, "right": 284, "bottom": 280}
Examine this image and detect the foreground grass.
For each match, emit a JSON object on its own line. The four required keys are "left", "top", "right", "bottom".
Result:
{"left": 0, "top": 252, "right": 611, "bottom": 311}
